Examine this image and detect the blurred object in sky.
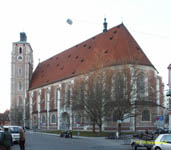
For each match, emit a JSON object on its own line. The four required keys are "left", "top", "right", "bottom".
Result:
{"left": 66, "top": 18, "right": 73, "bottom": 25}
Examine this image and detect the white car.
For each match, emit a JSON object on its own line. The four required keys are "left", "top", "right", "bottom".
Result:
{"left": 3, "top": 125, "right": 22, "bottom": 143}
{"left": 152, "top": 134, "right": 171, "bottom": 150}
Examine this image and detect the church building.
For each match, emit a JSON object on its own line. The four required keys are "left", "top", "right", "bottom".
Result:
{"left": 11, "top": 21, "right": 164, "bottom": 131}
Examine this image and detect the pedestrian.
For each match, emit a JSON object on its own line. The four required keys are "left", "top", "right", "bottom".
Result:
{"left": 145, "top": 129, "right": 149, "bottom": 135}
{"left": 19, "top": 128, "right": 25, "bottom": 150}
{"left": 1, "top": 127, "right": 12, "bottom": 150}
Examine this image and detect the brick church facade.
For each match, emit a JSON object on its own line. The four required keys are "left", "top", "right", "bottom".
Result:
{"left": 11, "top": 22, "right": 164, "bottom": 131}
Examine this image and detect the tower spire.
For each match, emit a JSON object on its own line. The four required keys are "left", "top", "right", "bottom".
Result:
{"left": 103, "top": 18, "right": 107, "bottom": 33}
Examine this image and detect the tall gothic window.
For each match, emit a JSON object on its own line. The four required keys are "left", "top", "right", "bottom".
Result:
{"left": 19, "top": 47, "right": 22, "bottom": 54}
{"left": 42, "top": 115, "right": 46, "bottom": 124}
{"left": 45, "top": 91, "right": 48, "bottom": 110}
{"left": 18, "top": 81, "right": 22, "bottom": 91}
{"left": 113, "top": 111, "right": 120, "bottom": 122}
{"left": 66, "top": 87, "right": 71, "bottom": 107}
{"left": 75, "top": 113, "right": 81, "bottom": 124}
{"left": 114, "top": 72, "right": 125, "bottom": 100}
{"left": 18, "top": 96, "right": 22, "bottom": 106}
{"left": 33, "top": 116, "right": 37, "bottom": 125}
{"left": 142, "top": 109, "right": 150, "bottom": 121}
{"left": 137, "top": 73, "right": 145, "bottom": 99}
{"left": 18, "top": 68, "right": 22, "bottom": 76}
{"left": 51, "top": 114, "right": 56, "bottom": 123}
{"left": 55, "top": 89, "right": 58, "bottom": 109}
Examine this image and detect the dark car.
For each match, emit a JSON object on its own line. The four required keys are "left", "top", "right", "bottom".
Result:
{"left": 155, "top": 128, "right": 169, "bottom": 135}
{"left": 0, "top": 130, "right": 4, "bottom": 148}
{"left": 0, "top": 131, "right": 3, "bottom": 144}
{"left": 60, "top": 130, "right": 72, "bottom": 138}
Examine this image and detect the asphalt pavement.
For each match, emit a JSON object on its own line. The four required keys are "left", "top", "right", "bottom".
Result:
{"left": 11, "top": 130, "right": 132, "bottom": 150}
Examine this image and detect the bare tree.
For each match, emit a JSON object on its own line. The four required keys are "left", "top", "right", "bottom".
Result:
{"left": 72, "top": 68, "right": 123, "bottom": 132}
{"left": 109, "top": 64, "right": 164, "bottom": 134}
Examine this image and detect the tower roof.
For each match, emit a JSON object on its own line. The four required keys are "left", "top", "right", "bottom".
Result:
{"left": 168, "top": 64, "right": 171, "bottom": 69}
{"left": 29, "top": 23, "right": 156, "bottom": 90}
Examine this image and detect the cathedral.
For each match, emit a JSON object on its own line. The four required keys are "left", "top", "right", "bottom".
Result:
{"left": 11, "top": 21, "right": 165, "bottom": 132}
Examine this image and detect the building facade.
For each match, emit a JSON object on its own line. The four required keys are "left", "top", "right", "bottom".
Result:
{"left": 10, "top": 33, "right": 33, "bottom": 125}
{"left": 167, "top": 64, "right": 171, "bottom": 96}
{"left": 11, "top": 23, "right": 165, "bottom": 131}
{"left": 167, "top": 64, "right": 171, "bottom": 131}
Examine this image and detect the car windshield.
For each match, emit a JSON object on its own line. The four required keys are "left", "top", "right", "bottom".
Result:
{"left": 9, "top": 127, "right": 20, "bottom": 133}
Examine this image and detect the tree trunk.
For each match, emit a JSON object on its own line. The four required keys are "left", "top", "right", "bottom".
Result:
{"left": 92, "top": 121, "right": 96, "bottom": 133}
{"left": 117, "top": 122, "right": 121, "bottom": 137}
{"left": 99, "top": 124, "right": 102, "bottom": 133}
{"left": 118, "top": 123, "right": 121, "bottom": 135}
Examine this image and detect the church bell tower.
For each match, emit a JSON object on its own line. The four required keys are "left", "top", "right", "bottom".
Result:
{"left": 10, "top": 32, "right": 33, "bottom": 125}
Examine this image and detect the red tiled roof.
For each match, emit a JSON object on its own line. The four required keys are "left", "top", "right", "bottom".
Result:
{"left": 29, "top": 24, "right": 155, "bottom": 90}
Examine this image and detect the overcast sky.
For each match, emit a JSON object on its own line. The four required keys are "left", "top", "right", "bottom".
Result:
{"left": 0, "top": 0, "right": 170, "bottom": 113}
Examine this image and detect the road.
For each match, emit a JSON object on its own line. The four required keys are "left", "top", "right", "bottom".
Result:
{"left": 11, "top": 131, "right": 133, "bottom": 150}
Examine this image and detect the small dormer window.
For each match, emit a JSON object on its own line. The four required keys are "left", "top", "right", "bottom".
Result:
{"left": 19, "top": 47, "right": 22, "bottom": 54}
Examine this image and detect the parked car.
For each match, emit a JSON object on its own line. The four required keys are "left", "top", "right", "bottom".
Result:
{"left": 0, "top": 130, "right": 4, "bottom": 145}
{"left": 154, "top": 128, "right": 169, "bottom": 135}
{"left": 152, "top": 134, "right": 171, "bottom": 150}
{"left": 3, "top": 126, "right": 22, "bottom": 144}
{"left": 131, "top": 132, "right": 154, "bottom": 150}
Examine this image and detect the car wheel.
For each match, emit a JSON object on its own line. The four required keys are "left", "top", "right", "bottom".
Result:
{"left": 131, "top": 143, "right": 137, "bottom": 150}
{"left": 155, "top": 147, "right": 161, "bottom": 150}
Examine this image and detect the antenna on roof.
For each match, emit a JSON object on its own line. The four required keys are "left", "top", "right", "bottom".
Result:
{"left": 103, "top": 18, "right": 107, "bottom": 33}
{"left": 121, "top": 17, "right": 123, "bottom": 24}
{"left": 38, "top": 58, "right": 40, "bottom": 64}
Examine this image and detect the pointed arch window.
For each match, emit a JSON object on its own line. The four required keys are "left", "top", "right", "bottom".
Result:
{"left": 113, "top": 111, "right": 120, "bottom": 122}
{"left": 33, "top": 116, "right": 37, "bottom": 125}
{"left": 137, "top": 73, "right": 145, "bottom": 99}
{"left": 142, "top": 109, "right": 150, "bottom": 121}
{"left": 55, "top": 89, "right": 58, "bottom": 109}
{"left": 18, "top": 96, "right": 22, "bottom": 106}
{"left": 19, "top": 47, "right": 22, "bottom": 54}
{"left": 66, "top": 86, "right": 71, "bottom": 107}
{"left": 51, "top": 114, "right": 56, "bottom": 124}
{"left": 42, "top": 115, "right": 46, "bottom": 124}
{"left": 45, "top": 91, "right": 48, "bottom": 110}
{"left": 114, "top": 72, "right": 125, "bottom": 99}
{"left": 18, "top": 68, "right": 22, "bottom": 76}
{"left": 18, "top": 81, "right": 22, "bottom": 91}
{"left": 75, "top": 113, "right": 81, "bottom": 124}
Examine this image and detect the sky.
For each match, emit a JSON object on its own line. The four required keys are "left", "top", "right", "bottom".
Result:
{"left": 0, "top": 0, "right": 170, "bottom": 113}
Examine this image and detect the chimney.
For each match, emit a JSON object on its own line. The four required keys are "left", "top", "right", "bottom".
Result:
{"left": 103, "top": 18, "right": 107, "bottom": 33}
{"left": 20, "top": 32, "right": 27, "bottom": 42}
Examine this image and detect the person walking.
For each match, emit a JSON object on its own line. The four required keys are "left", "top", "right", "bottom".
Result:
{"left": 1, "top": 127, "right": 12, "bottom": 150}
{"left": 19, "top": 128, "right": 25, "bottom": 150}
